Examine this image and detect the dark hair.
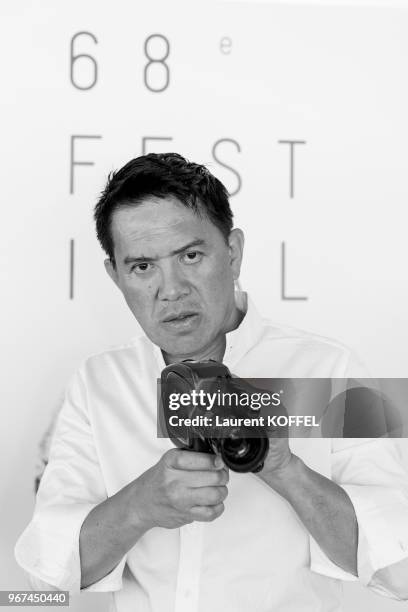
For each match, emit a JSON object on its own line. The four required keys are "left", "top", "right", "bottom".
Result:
{"left": 94, "top": 152, "right": 233, "bottom": 262}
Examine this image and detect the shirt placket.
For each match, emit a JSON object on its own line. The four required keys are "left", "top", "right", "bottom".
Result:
{"left": 174, "top": 522, "right": 204, "bottom": 612}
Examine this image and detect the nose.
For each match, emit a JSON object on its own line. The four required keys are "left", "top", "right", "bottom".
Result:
{"left": 157, "top": 261, "right": 191, "bottom": 302}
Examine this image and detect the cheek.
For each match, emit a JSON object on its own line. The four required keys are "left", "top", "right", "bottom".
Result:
{"left": 208, "top": 257, "right": 234, "bottom": 285}
{"left": 123, "top": 285, "right": 155, "bottom": 316}
{"left": 198, "top": 254, "right": 232, "bottom": 283}
{"left": 195, "top": 263, "right": 234, "bottom": 301}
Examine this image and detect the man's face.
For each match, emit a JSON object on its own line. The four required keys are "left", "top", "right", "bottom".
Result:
{"left": 105, "top": 196, "right": 244, "bottom": 361}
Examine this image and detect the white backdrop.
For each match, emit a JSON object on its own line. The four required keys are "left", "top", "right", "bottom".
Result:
{"left": 1, "top": 1, "right": 408, "bottom": 610}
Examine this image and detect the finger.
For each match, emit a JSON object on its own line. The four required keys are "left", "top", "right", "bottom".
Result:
{"left": 166, "top": 449, "right": 223, "bottom": 471}
{"left": 190, "top": 503, "right": 225, "bottom": 522}
{"left": 189, "top": 485, "right": 228, "bottom": 507}
{"left": 184, "top": 468, "right": 229, "bottom": 488}
{"left": 214, "top": 454, "right": 225, "bottom": 469}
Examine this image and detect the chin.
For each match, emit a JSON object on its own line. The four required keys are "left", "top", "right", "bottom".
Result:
{"left": 160, "top": 336, "right": 208, "bottom": 360}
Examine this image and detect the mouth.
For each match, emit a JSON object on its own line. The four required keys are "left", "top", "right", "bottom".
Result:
{"left": 161, "top": 312, "right": 200, "bottom": 331}
{"left": 162, "top": 311, "right": 198, "bottom": 323}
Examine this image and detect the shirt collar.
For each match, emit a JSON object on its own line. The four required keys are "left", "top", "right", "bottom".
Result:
{"left": 223, "top": 291, "right": 266, "bottom": 369}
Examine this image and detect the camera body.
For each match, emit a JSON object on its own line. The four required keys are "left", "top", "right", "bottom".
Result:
{"left": 160, "top": 360, "right": 269, "bottom": 473}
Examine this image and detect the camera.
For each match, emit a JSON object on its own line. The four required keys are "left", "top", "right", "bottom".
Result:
{"left": 160, "top": 360, "right": 270, "bottom": 473}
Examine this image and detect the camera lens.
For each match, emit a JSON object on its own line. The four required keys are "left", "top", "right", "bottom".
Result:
{"left": 219, "top": 434, "right": 269, "bottom": 473}
{"left": 223, "top": 437, "right": 251, "bottom": 458}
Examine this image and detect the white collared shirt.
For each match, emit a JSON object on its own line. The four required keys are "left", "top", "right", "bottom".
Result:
{"left": 15, "top": 293, "right": 408, "bottom": 611}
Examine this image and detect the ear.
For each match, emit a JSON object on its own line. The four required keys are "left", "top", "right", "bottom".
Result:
{"left": 227, "top": 228, "right": 244, "bottom": 281}
{"left": 104, "top": 258, "right": 120, "bottom": 288}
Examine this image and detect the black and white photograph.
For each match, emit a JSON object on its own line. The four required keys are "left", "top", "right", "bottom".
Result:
{"left": 2, "top": 1, "right": 408, "bottom": 611}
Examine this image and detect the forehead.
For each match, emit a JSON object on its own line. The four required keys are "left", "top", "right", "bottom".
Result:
{"left": 110, "top": 196, "right": 222, "bottom": 254}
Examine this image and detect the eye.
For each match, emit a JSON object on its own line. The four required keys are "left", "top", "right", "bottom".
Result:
{"left": 131, "top": 262, "right": 153, "bottom": 274}
{"left": 182, "top": 251, "right": 202, "bottom": 264}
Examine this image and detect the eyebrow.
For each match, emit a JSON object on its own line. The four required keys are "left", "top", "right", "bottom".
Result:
{"left": 122, "top": 239, "right": 207, "bottom": 266}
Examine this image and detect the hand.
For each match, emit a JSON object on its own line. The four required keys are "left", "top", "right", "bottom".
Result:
{"left": 257, "top": 398, "right": 293, "bottom": 483}
{"left": 258, "top": 436, "right": 293, "bottom": 485}
{"left": 130, "top": 449, "right": 229, "bottom": 530}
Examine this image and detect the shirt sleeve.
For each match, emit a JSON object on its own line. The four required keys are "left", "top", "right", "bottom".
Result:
{"left": 14, "top": 368, "right": 127, "bottom": 593}
{"left": 309, "top": 437, "right": 408, "bottom": 599}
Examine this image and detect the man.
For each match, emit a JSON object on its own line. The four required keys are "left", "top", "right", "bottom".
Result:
{"left": 16, "top": 153, "right": 408, "bottom": 610}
